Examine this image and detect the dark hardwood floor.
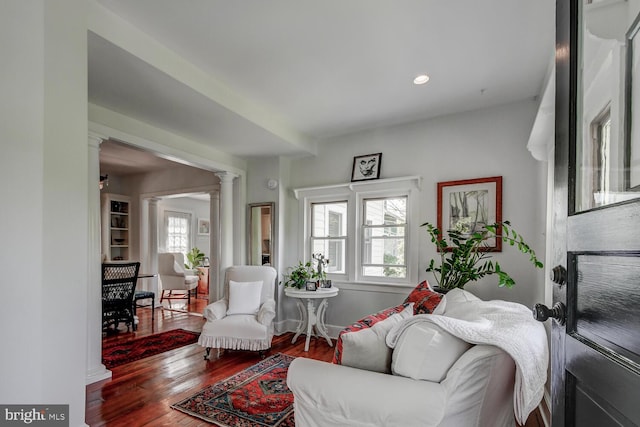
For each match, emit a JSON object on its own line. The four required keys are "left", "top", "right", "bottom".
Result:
{"left": 88, "top": 299, "right": 334, "bottom": 426}
{"left": 88, "top": 299, "right": 543, "bottom": 426}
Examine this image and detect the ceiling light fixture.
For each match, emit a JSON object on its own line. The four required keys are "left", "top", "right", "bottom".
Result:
{"left": 413, "top": 74, "right": 430, "bottom": 85}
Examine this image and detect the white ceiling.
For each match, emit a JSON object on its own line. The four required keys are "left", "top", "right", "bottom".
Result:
{"left": 99, "top": 139, "right": 181, "bottom": 176}
{"left": 91, "top": 0, "right": 555, "bottom": 172}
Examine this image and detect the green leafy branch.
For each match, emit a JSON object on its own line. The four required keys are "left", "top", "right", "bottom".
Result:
{"left": 423, "top": 221, "right": 543, "bottom": 290}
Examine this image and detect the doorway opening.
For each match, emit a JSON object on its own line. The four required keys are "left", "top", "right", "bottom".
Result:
{"left": 99, "top": 139, "right": 218, "bottom": 327}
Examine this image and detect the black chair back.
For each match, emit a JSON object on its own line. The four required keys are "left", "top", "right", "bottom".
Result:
{"left": 102, "top": 262, "right": 140, "bottom": 331}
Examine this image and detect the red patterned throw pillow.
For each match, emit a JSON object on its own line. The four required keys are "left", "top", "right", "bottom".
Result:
{"left": 404, "top": 280, "right": 443, "bottom": 315}
{"left": 333, "top": 304, "right": 408, "bottom": 364}
{"left": 332, "top": 281, "right": 443, "bottom": 365}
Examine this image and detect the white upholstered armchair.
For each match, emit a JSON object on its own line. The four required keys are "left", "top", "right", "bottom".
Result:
{"left": 198, "top": 265, "right": 278, "bottom": 359}
{"left": 157, "top": 252, "right": 199, "bottom": 304}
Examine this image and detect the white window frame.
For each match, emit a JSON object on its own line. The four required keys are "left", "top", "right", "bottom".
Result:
{"left": 359, "top": 195, "right": 408, "bottom": 282}
{"left": 310, "top": 200, "right": 348, "bottom": 275}
{"left": 162, "top": 209, "right": 193, "bottom": 256}
{"left": 293, "top": 176, "right": 421, "bottom": 287}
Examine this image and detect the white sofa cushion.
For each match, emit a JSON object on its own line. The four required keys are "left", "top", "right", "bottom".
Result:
{"left": 432, "top": 288, "right": 481, "bottom": 315}
{"left": 201, "top": 314, "right": 267, "bottom": 339}
{"left": 198, "top": 314, "right": 271, "bottom": 351}
{"left": 391, "top": 322, "right": 472, "bottom": 382}
{"left": 287, "top": 357, "right": 447, "bottom": 427}
{"left": 340, "top": 304, "right": 413, "bottom": 373}
{"left": 226, "top": 280, "right": 263, "bottom": 315}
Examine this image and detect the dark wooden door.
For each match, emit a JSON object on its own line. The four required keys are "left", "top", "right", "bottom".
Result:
{"left": 549, "top": 0, "right": 640, "bottom": 425}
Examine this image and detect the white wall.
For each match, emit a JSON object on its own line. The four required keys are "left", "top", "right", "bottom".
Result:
{"left": 0, "top": 1, "right": 88, "bottom": 425}
{"left": 246, "top": 156, "right": 285, "bottom": 266}
{"left": 277, "top": 99, "right": 547, "bottom": 330}
{"left": 246, "top": 156, "right": 281, "bottom": 205}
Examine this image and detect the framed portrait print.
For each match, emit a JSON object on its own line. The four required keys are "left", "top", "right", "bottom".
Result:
{"left": 437, "top": 176, "right": 503, "bottom": 251}
{"left": 351, "top": 153, "right": 382, "bottom": 182}
{"left": 197, "top": 218, "right": 210, "bottom": 236}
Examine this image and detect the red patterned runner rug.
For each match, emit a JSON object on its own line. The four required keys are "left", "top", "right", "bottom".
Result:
{"left": 171, "top": 353, "right": 295, "bottom": 427}
{"left": 102, "top": 328, "right": 200, "bottom": 369}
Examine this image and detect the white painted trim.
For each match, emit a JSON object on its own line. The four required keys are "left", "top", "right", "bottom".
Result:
{"left": 293, "top": 175, "right": 422, "bottom": 199}
{"left": 139, "top": 184, "right": 220, "bottom": 200}
{"left": 527, "top": 58, "right": 555, "bottom": 162}
{"left": 276, "top": 321, "right": 342, "bottom": 341}
{"left": 330, "top": 280, "right": 415, "bottom": 294}
{"left": 85, "top": 366, "right": 112, "bottom": 385}
{"left": 89, "top": 105, "right": 246, "bottom": 175}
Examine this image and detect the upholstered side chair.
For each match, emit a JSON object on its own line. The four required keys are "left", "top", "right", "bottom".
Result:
{"left": 198, "top": 265, "right": 278, "bottom": 360}
{"left": 157, "top": 252, "right": 199, "bottom": 304}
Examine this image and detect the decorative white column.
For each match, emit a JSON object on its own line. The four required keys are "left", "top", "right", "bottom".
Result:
{"left": 234, "top": 174, "right": 247, "bottom": 264}
{"left": 209, "top": 191, "right": 220, "bottom": 301}
{"left": 86, "top": 132, "right": 111, "bottom": 384}
{"left": 148, "top": 197, "right": 160, "bottom": 305}
{"left": 215, "top": 171, "right": 238, "bottom": 295}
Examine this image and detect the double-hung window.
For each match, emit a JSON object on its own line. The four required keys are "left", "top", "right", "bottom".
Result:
{"left": 310, "top": 202, "right": 347, "bottom": 274}
{"left": 361, "top": 196, "right": 407, "bottom": 279}
{"left": 164, "top": 210, "right": 191, "bottom": 255}
{"left": 295, "top": 176, "right": 420, "bottom": 287}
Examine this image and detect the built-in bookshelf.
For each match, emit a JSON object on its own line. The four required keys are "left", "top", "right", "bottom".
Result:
{"left": 101, "top": 193, "right": 131, "bottom": 261}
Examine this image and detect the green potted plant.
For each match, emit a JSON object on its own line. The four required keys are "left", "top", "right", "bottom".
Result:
{"left": 185, "top": 247, "right": 206, "bottom": 274}
{"left": 423, "top": 220, "right": 543, "bottom": 291}
{"left": 282, "top": 261, "right": 320, "bottom": 289}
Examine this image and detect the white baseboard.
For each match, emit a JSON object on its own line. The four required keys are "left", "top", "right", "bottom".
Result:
{"left": 274, "top": 320, "right": 341, "bottom": 340}
{"left": 85, "top": 365, "right": 112, "bottom": 385}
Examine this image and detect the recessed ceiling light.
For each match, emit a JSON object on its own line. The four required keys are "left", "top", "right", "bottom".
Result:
{"left": 413, "top": 74, "right": 430, "bottom": 85}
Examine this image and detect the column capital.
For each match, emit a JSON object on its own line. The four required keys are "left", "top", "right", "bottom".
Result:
{"left": 88, "top": 131, "right": 107, "bottom": 147}
{"left": 215, "top": 171, "right": 239, "bottom": 184}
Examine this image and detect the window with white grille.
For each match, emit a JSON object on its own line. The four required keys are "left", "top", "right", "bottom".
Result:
{"left": 164, "top": 210, "right": 191, "bottom": 255}
{"left": 311, "top": 201, "right": 347, "bottom": 274}
{"left": 295, "top": 176, "right": 420, "bottom": 286}
{"left": 361, "top": 196, "right": 407, "bottom": 279}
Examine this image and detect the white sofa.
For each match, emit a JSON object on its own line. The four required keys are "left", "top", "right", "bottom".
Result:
{"left": 287, "top": 289, "right": 548, "bottom": 427}
{"left": 288, "top": 345, "right": 516, "bottom": 427}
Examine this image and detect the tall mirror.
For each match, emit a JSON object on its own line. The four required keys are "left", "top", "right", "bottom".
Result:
{"left": 248, "top": 202, "right": 275, "bottom": 266}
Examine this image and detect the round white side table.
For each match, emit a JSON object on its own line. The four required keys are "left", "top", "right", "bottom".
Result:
{"left": 284, "top": 286, "right": 339, "bottom": 352}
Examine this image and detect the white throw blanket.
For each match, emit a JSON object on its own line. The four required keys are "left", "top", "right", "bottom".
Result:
{"left": 386, "top": 291, "right": 548, "bottom": 424}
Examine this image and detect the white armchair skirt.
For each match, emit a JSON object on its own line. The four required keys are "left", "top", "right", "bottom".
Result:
{"left": 199, "top": 314, "right": 272, "bottom": 351}
{"left": 198, "top": 265, "right": 278, "bottom": 357}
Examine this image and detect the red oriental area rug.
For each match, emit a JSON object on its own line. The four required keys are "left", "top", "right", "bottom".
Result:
{"left": 102, "top": 329, "right": 199, "bottom": 369}
{"left": 172, "top": 353, "right": 295, "bottom": 427}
